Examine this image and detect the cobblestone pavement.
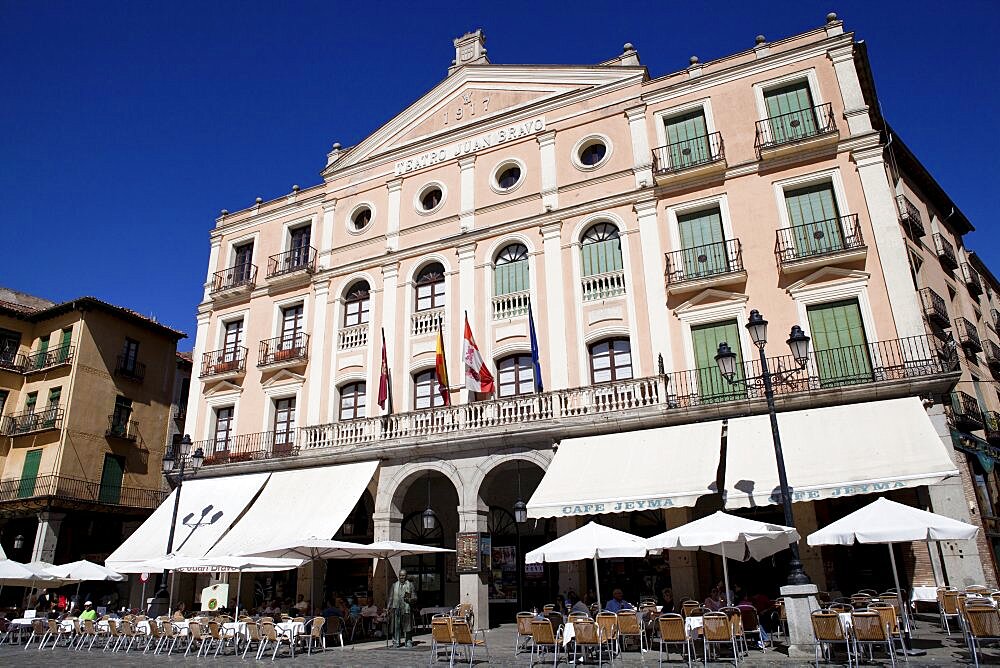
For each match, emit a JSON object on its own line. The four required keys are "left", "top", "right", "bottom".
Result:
{"left": 2, "top": 616, "right": 999, "bottom": 666}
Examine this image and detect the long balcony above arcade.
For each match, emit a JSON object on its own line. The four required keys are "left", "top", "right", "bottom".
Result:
{"left": 1, "top": 407, "right": 64, "bottom": 437}
{"left": 193, "top": 335, "right": 955, "bottom": 471}
{"left": 201, "top": 346, "right": 247, "bottom": 379}
{"left": 0, "top": 474, "right": 165, "bottom": 514}
{"left": 665, "top": 239, "right": 746, "bottom": 294}
{"left": 652, "top": 132, "right": 725, "bottom": 183}
{"left": 774, "top": 214, "right": 866, "bottom": 273}
{"left": 755, "top": 103, "right": 838, "bottom": 158}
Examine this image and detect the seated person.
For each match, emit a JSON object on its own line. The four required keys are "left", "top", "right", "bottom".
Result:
{"left": 321, "top": 600, "right": 343, "bottom": 618}
{"left": 604, "top": 588, "right": 634, "bottom": 613}
{"left": 173, "top": 602, "right": 187, "bottom": 621}
{"left": 703, "top": 588, "right": 723, "bottom": 612}
{"left": 661, "top": 587, "right": 675, "bottom": 613}
{"left": 567, "top": 592, "right": 590, "bottom": 616}
{"left": 79, "top": 602, "right": 98, "bottom": 622}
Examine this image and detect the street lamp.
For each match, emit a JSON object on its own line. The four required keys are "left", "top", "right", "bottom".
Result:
{"left": 13, "top": 534, "right": 24, "bottom": 551}
{"left": 513, "top": 459, "right": 527, "bottom": 524}
{"left": 715, "top": 309, "right": 812, "bottom": 586}
{"left": 422, "top": 471, "right": 436, "bottom": 530}
{"left": 161, "top": 435, "right": 204, "bottom": 594}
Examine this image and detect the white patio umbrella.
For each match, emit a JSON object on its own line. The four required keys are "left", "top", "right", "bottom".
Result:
{"left": 645, "top": 511, "right": 800, "bottom": 605}
{"left": 48, "top": 560, "right": 124, "bottom": 603}
{"left": 525, "top": 521, "right": 648, "bottom": 606}
{"left": 358, "top": 541, "right": 455, "bottom": 612}
{"left": 0, "top": 559, "right": 53, "bottom": 587}
{"left": 808, "top": 497, "right": 979, "bottom": 647}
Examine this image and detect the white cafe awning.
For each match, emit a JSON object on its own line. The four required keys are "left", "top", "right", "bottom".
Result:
{"left": 723, "top": 397, "right": 958, "bottom": 508}
{"left": 106, "top": 472, "right": 270, "bottom": 571}
{"left": 527, "top": 397, "right": 958, "bottom": 520}
{"left": 206, "top": 460, "right": 379, "bottom": 558}
{"left": 526, "top": 421, "right": 726, "bottom": 519}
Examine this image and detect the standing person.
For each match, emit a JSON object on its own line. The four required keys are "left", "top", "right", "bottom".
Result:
{"left": 387, "top": 569, "right": 416, "bottom": 647}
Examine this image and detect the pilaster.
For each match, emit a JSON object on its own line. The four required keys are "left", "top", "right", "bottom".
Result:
{"left": 319, "top": 200, "right": 336, "bottom": 269}
{"left": 31, "top": 511, "right": 65, "bottom": 563}
{"left": 537, "top": 131, "right": 558, "bottom": 211}
{"left": 635, "top": 199, "right": 672, "bottom": 370}
{"left": 380, "top": 263, "right": 400, "bottom": 414}
{"left": 625, "top": 105, "right": 654, "bottom": 189}
{"left": 459, "top": 156, "right": 476, "bottom": 233}
{"left": 185, "top": 310, "right": 212, "bottom": 440}
{"left": 204, "top": 238, "right": 222, "bottom": 302}
{"left": 306, "top": 279, "right": 332, "bottom": 426}
{"left": 386, "top": 179, "right": 402, "bottom": 252}
{"left": 827, "top": 44, "right": 873, "bottom": 136}
{"left": 457, "top": 506, "right": 490, "bottom": 630}
{"left": 540, "top": 221, "right": 570, "bottom": 389}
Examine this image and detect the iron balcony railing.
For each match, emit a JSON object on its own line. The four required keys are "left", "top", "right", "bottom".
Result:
{"left": 774, "top": 214, "right": 864, "bottom": 267}
{"left": 955, "top": 317, "right": 983, "bottom": 353}
{"left": 0, "top": 349, "right": 20, "bottom": 372}
{"left": 106, "top": 414, "right": 139, "bottom": 441}
{"left": 665, "top": 239, "right": 744, "bottom": 285}
{"left": 291, "top": 335, "right": 945, "bottom": 455}
{"left": 0, "top": 474, "right": 165, "bottom": 509}
{"left": 993, "top": 308, "right": 1000, "bottom": 331}
{"left": 2, "top": 406, "right": 64, "bottom": 436}
{"left": 985, "top": 411, "right": 1000, "bottom": 444}
{"left": 896, "top": 194, "right": 926, "bottom": 238}
{"left": 919, "top": 287, "right": 950, "bottom": 328}
{"left": 652, "top": 132, "right": 725, "bottom": 175}
{"left": 754, "top": 102, "right": 836, "bottom": 153}
{"left": 266, "top": 246, "right": 317, "bottom": 279}
{"left": 201, "top": 346, "right": 247, "bottom": 377}
{"left": 258, "top": 332, "right": 309, "bottom": 367}
{"left": 933, "top": 233, "right": 958, "bottom": 270}
{"left": 961, "top": 263, "right": 984, "bottom": 297}
{"left": 195, "top": 428, "right": 300, "bottom": 467}
{"left": 21, "top": 345, "right": 74, "bottom": 373}
{"left": 984, "top": 339, "right": 1000, "bottom": 371}
{"left": 114, "top": 355, "right": 146, "bottom": 382}
{"left": 211, "top": 262, "right": 257, "bottom": 294}
{"left": 174, "top": 407, "right": 187, "bottom": 421}
{"left": 951, "top": 391, "right": 984, "bottom": 432}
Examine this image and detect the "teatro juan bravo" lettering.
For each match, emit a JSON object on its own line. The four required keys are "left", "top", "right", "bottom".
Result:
{"left": 394, "top": 117, "right": 546, "bottom": 176}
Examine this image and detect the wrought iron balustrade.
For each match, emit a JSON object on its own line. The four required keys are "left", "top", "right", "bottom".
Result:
{"left": 896, "top": 194, "right": 925, "bottom": 237}
{"left": 652, "top": 132, "right": 724, "bottom": 174}
{"left": 196, "top": 428, "right": 300, "bottom": 467}
{"left": 755, "top": 102, "right": 836, "bottom": 153}
{"left": 2, "top": 406, "right": 64, "bottom": 436}
{"left": 665, "top": 239, "right": 744, "bottom": 285}
{"left": 955, "top": 317, "right": 983, "bottom": 352}
{"left": 106, "top": 414, "right": 139, "bottom": 441}
{"left": 211, "top": 263, "right": 257, "bottom": 294}
{"left": 0, "top": 474, "right": 164, "bottom": 509}
{"left": 201, "top": 346, "right": 247, "bottom": 377}
{"left": 267, "top": 247, "right": 316, "bottom": 278}
{"left": 961, "top": 263, "right": 984, "bottom": 296}
{"left": 22, "top": 345, "right": 74, "bottom": 373}
{"left": 933, "top": 233, "right": 958, "bottom": 269}
{"left": 774, "top": 214, "right": 864, "bottom": 267}
{"left": 258, "top": 333, "right": 309, "bottom": 366}
{"left": 115, "top": 355, "right": 146, "bottom": 382}
{"left": 919, "top": 287, "right": 949, "bottom": 328}
{"left": 951, "top": 391, "right": 984, "bottom": 431}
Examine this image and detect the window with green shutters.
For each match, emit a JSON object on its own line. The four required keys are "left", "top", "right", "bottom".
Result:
{"left": 784, "top": 183, "right": 844, "bottom": 257}
{"left": 110, "top": 396, "right": 132, "bottom": 436}
{"left": 34, "top": 335, "right": 49, "bottom": 370}
{"left": 98, "top": 454, "right": 126, "bottom": 504}
{"left": 494, "top": 244, "right": 530, "bottom": 296}
{"left": 690, "top": 320, "right": 746, "bottom": 402}
{"left": 580, "top": 223, "right": 623, "bottom": 277}
{"left": 664, "top": 109, "right": 711, "bottom": 170}
{"left": 764, "top": 80, "right": 817, "bottom": 143}
{"left": 18, "top": 449, "right": 41, "bottom": 499}
{"left": 56, "top": 327, "right": 72, "bottom": 363}
{"left": 43, "top": 387, "right": 61, "bottom": 428}
{"left": 0, "top": 389, "right": 7, "bottom": 414}
{"left": 806, "top": 299, "right": 872, "bottom": 387}
{"left": 25, "top": 391, "right": 37, "bottom": 413}
{"left": 677, "top": 207, "right": 727, "bottom": 278}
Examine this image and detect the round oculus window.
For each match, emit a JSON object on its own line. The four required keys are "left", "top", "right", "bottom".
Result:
{"left": 420, "top": 187, "right": 443, "bottom": 211}
{"left": 497, "top": 165, "right": 522, "bottom": 190}
{"left": 579, "top": 141, "right": 608, "bottom": 166}
{"left": 352, "top": 207, "right": 372, "bottom": 231}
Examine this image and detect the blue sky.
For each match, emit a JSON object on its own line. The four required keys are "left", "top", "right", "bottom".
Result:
{"left": 1, "top": 0, "right": 997, "bottom": 345}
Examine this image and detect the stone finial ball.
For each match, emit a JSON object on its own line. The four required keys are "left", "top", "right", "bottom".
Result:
{"left": 292, "top": 185, "right": 300, "bottom": 192}
{"left": 221, "top": 209, "right": 228, "bottom": 216}
{"left": 689, "top": 55, "right": 699, "bottom": 65}
{"left": 827, "top": 12, "right": 838, "bottom": 22}
{"left": 623, "top": 42, "right": 634, "bottom": 51}
{"left": 255, "top": 197, "right": 263, "bottom": 204}
{"left": 756, "top": 35, "right": 766, "bottom": 44}
{"left": 332, "top": 142, "right": 341, "bottom": 150}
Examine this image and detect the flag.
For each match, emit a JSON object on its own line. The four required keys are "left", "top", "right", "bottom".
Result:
{"left": 434, "top": 327, "right": 451, "bottom": 406}
{"left": 462, "top": 314, "right": 494, "bottom": 394}
{"left": 377, "top": 329, "right": 391, "bottom": 410}
{"left": 528, "top": 304, "right": 543, "bottom": 392}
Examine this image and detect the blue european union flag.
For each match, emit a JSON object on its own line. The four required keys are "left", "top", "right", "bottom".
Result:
{"left": 528, "top": 304, "right": 543, "bottom": 392}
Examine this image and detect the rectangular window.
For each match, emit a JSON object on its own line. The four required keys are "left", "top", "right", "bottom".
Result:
{"left": 56, "top": 327, "right": 72, "bottom": 363}
{"left": 19, "top": 449, "right": 42, "bottom": 499}
{"left": 764, "top": 80, "right": 817, "bottom": 141}
{"left": 806, "top": 299, "right": 872, "bottom": 387}
{"left": 34, "top": 335, "right": 49, "bottom": 370}
{"left": 414, "top": 370, "right": 445, "bottom": 409}
{"left": 690, "top": 320, "right": 746, "bottom": 402}
{"left": 281, "top": 304, "right": 304, "bottom": 342}
{"left": 416, "top": 280, "right": 446, "bottom": 311}
{"left": 0, "top": 329, "right": 21, "bottom": 368}
{"left": 289, "top": 225, "right": 312, "bottom": 268}
{"left": 0, "top": 390, "right": 7, "bottom": 414}
{"left": 223, "top": 319, "right": 244, "bottom": 362}
{"left": 664, "top": 109, "right": 710, "bottom": 169}
{"left": 234, "top": 242, "right": 254, "bottom": 283}
{"left": 25, "top": 391, "right": 37, "bottom": 412}
{"left": 121, "top": 338, "right": 140, "bottom": 371}
{"left": 677, "top": 207, "right": 727, "bottom": 278}
{"left": 42, "top": 387, "right": 61, "bottom": 427}
{"left": 273, "top": 397, "right": 296, "bottom": 448}
{"left": 784, "top": 182, "right": 844, "bottom": 256}
{"left": 339, "top": 383, "right": 367, "bottom": 420}
{"left": 588, "top": 339, "right": 633, "bottom": 384}
{"left": 98, "top": 454, "right": 126, "bottom": 504}
{"left": 47, "top": 386, "right": 61, "bottom": 406}
{"left": 497, "top": 355, "right": 535, "bottom": 397}
{"left": 214, "top": 406, "right": 234, "bottom": 451}
{"left": 110, "top": 396, "right": 133, "bottom": 435}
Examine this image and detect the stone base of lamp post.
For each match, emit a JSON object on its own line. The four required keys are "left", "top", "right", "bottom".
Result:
{"left": 780, "top": 583, "right": 819, "bottom": 658}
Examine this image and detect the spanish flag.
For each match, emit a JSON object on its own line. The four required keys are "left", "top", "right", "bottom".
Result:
{"left": 434, "top": 327, "right": 450, "bottom": 405}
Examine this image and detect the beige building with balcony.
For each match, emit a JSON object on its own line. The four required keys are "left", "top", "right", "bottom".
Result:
{"left": 0, "top": 287, "right": 185, "bottom": 582}
{"left": 113, "top": 16, "right": 1000, "bottom": 623}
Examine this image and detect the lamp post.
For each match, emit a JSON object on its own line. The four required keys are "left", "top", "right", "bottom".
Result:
{"left": 715, "top": 309, "right": 812, "bottom": 586}
{"left": 513, "top": 459, "right": 527, "bottom": 609}
{"left": 160, "top": 434, "right": 204, "bottom": 595}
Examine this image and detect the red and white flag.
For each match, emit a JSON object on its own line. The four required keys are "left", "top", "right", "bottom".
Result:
{"left": 463, "top": 315, "right": 494, "bottom": 394}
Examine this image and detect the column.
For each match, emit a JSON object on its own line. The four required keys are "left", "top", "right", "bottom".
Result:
{"left": 624, "top": 105, "right": 654, "bottom": 189}
{"left": 664, "top": 508, "right": 697, "bottom": 599}
{"left": 537, "top": 131, "right": 558, "bottom": 211}
{"left": 540, "top": 222, "right": 570, "bottom": 389}
{"left": 457, "top": 505, "right": 490, "bottom": 630}
{"left": 790, "top": 502, "right": 826, "bottom": 589}
{"left": 457, "top": 241, "right": 477, "bottom": 326}
{"left": 372, "top": 511, "right": 403, "bottom": 607}
{"left": 852, "top": 142, "right": 926, "bottom": 340}
{"left": 556, "top": 517, "right": 586, "bottom": 597}
{"left": 827, "top": 44, "right": 874, "bottom": 137}
{"left": 306, "top": 278, "right": 331, "bottom": 426}
{"left": 386, "top": 179, "right": 402, "bottom": 252}
{"left": 30, "top": 511, "right": 65, "bottom": 563}
{"left": 319, "top": 200, "right": 336, "bottom": 269}
{"left": 380, "top": 262, "right": 400, "bottom": 413}
{"left": 184, "top": 310, "right": 211, "bottom": 440}
{"left": 458, "top": 156, "right": 476, "bottom": 233}
{"left": 204, "top": 237, "right": 222, "bottom": 302}
{"left": 635, "top": 199, "right": 673, "bottom": 368}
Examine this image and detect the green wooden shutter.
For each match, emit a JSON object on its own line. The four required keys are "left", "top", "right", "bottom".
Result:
{"left": 764, "top": 81, "right": 817, "bottom": 142}
{"left": 98, "top": 454, "right": 125, "bottom": 504}
{"left": 665, "top": 110, "right": 710, "bottom": 169}
{"left": 581, "top": 239, "right": 623, "bottom": 277}
{"left": 494, "top": 259, "right": 529, "bottom": 295}
{"left": 784, "top": 183, "right": 843, "bottom": 257}
{"left": 18, "top": 449, "right": 42, "bottom": 499}
{"left": 807, "top": 299, "right": 872, "bottom": 387}
{"left": 43, "top": 387, "right": 60, "bottom": 428}
{"left": 691, "top": 320, "right": 745, "bottom": 402}
{"left": 34, "top": 335, "right": 49, "bottom": 370}
{"left": 678, "top": 208, "right": 726, "bottom": 278}
{"left": 57, "top": 327, "right": 72, "bottom": 363}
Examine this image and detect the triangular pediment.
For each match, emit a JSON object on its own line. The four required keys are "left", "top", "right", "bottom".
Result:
{"left": 328, "top": 64, "right": 643, "bottom": 173}
{"left": 260, "top": 369, "right": 306, "bottom": 387}
{"left": 203, "top": 380, "right": 243, "bottom": 397}
{"left": 786, "top": 268, "right": 870, "bottom": 296}
{"left": 674, "top": 289, "right": 749, "bottom": 314}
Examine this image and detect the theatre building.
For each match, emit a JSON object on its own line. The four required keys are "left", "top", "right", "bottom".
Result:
{"left": 111, "top": 16, "right": 1000, "bottom": 625}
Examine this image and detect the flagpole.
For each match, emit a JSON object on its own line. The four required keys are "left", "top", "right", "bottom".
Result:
{"left": 438, "top": 323, "right": 450, "bottom": 406}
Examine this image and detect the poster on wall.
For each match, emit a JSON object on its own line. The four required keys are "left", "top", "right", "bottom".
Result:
{"left": 489, "top": 545, "right": 518, "bottom": 603}
{"left": 456, "top": 532, "right": 481, "bottom": 574}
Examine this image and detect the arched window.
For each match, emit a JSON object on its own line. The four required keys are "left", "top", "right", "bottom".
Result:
{"left": 589, "top": 338, "right": 632, "bottom": 383}
{"left": 343, "top": 280, "right": 371, "bottom": 327}
{"left": 413, "top": 369, "right": 446, "bottom": 409}
{"left": 580, "top": 222, "right": 623, "bottom": 277}
{"left": 497, "top": 354, "right": 535, "bottom": 397}
{"left": 415, "top": 262, "right": 446, "bottom": 311}
{"left": 339, "top": 382, "right": 366, "bottom": 420}
{"left": 494, "top": 243, "right": 529, "bottom": 296}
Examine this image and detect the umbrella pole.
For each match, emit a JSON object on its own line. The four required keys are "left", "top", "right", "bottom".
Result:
{"left": 721, "top": 543, "right": 731, "bottom": 606}
{"left": 235, "top": 570, "right": 243, "bottom": 618}
{"left": 593, "top": 558, "right": 601, "bottom": 609}
{"left": 168, "top": 571, "right": 175, "bottom": 613}
{"left": 887, "top": 543, "right": 922, "bottom": 656}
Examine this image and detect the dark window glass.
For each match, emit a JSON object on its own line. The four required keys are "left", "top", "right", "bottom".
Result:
{"left": 352, "top": 208, "right": 372, "bottom": 230}
{"left": 421, "top": 188, "right": 442, "bottom": 211}
{"left": 214, "top": 406, "right": 234, "bottom": 451}
{"left": 273, "top": 397, "right": 296, "bottom": 445}
{"left": 497, "top": 166, "right": 521, "bottom": 189}
{"left": 580, "top": 142, "right": 607, "bottom": 166}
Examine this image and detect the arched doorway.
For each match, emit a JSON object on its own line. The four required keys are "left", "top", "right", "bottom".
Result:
{"left": 395, "top": 469, "right": 460, "bottom": 607}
